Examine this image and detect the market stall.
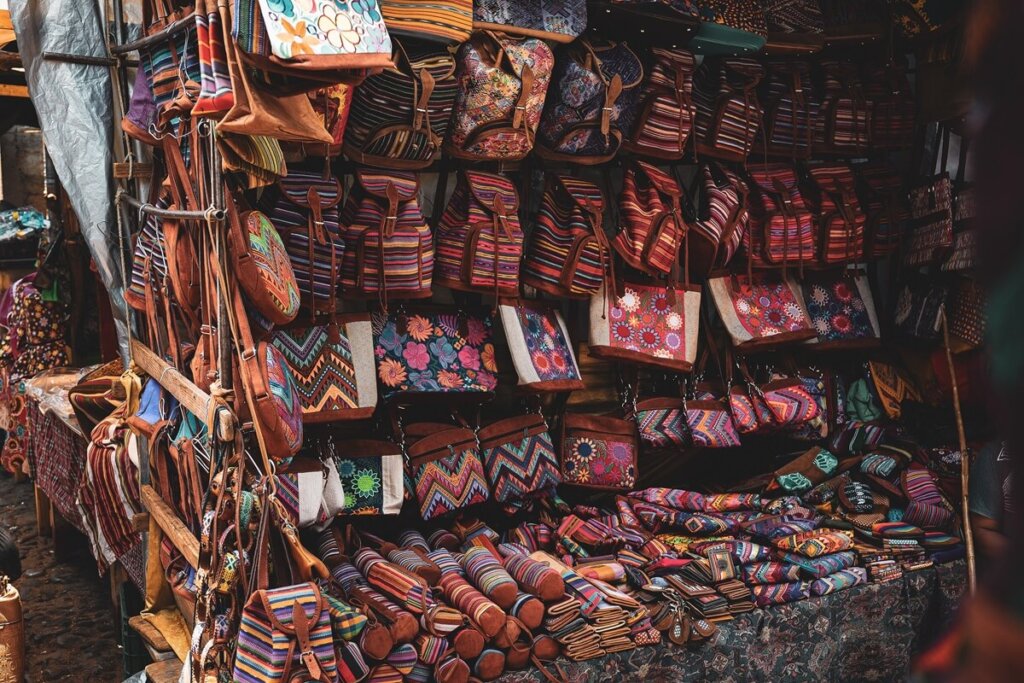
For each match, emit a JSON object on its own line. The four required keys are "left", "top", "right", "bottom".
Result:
{"left": 0, "top": 0, "right": 983, "bottom": 681}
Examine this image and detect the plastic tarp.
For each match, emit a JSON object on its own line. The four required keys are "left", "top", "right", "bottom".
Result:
{"left": 9, "top": 0, "right": 131, "bottom": 360}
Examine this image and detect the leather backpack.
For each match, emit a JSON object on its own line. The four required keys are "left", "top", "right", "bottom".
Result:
{"left": 622, "top": 47, "right": 697, "bottom": 160}
{"left": 613, "top": 161, "right": 688, "bottom": 277}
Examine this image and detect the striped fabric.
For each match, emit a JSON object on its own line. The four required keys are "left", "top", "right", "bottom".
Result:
{"left": 809, "top": 567, "right": 866, "bottom": 596}
{"left": 902, "top": 467, "right": 944, "bottom": 505}
{"left": 691, "top": 164, "right": 749, "bottom": 274}
{"left": 625, "top": 48, "right": 696, "bottom": 159}
{"left": 629, "top": 487, "right": 706, "bottom": 512}
{"left": 864, "top": 62, "right": 914, "bottom": 150}
{"left": 806, "top": 164, "right": 866, "bottom": 264}
{"left": 760, "top": 60, "right": 817, "bottom": 158}
{"left": 435, "top": 171, "right": 522, "bottom": 296}
{"left": 745, "top": 164, "right": 816, "bottom": 266}
{"left": 740, "top": 561, "right": 801, "bottom": 585}
{"left": 522, "top": 175, "right": 610, "bottom": 298}
{"left": 774, "top": 530, "right": 853, "bottom": 557}
{"left": 380, "top": 0, "right": 472, "bottom": 43}
{"left": 415, "top": 633, "right": 449, "bottom": 666}
{"left": 698, "top": 540, "right": 769, "bottom": 564}
{"left": 427, "top": 548, "right": 465, "bottom": 577}
{"left": 613, "top": 161, "right": 686, "bottom": 276}
{"left": 776, "top": 550, "right": 856, "bottom": 579}
{"left": 438, "top": 572, "right": 506, "bottom": 638}
{"left": 501, "top": 551, "right": 564, "bottom": 599}
{"left": 234, "top": 583, "right": 338, "bottom": 683}
{"left": 856, "top": 161, "right": 907, "bottom": 258}
{"left": 354, "top": 548, "right": 434, "bottom": 614}
{"left": 462, "top": 546, "right": 518, "bottom": 609}
{"left": 744, "top": 514, "right": 819, "bottom": 541}
{"left": 903, "top": 501, "right": 954, "bottom": 530}
{"left": 344, "top": 39, "right": 457, "bottom": 167}
{"left": 398, "top": 530, "right": 432, "bottom": 553}
{"left": 193, "top": 0, "right": 233, "bottom": 117}
{"left": 139, "top": 21, "right": 200, "bottom": 125}
{"left": 693, "top": 58, "right": 764, "bottom": 162}
{"left": 340, "top": 171, "right": 433, "bottom": 300}
{"left": 751, "top": 581, "right": 809, "bottom": 607}
{"left": 814, "top": 61, "right": 871, "bottom": 154}
{"left": 126, "top": 193, "right": 173, "bottom": 311}
{"left": 326, "top": 593, "right": 370, "bottom": 642}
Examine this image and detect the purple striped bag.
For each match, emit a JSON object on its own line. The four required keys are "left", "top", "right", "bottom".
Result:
{"left": 340, "top": 171, "right": 434, "bottom": 304}
{"left": 693, "top": 57, "right": 764, "bottom": 162}
{"left": 435, "top": 171, "right": 523, "bottom": 298}
{"left": 623, "top": 47, "right": 696, "bottom": 160}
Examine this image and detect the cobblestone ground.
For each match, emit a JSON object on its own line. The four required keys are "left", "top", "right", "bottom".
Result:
{"left": 0, "top": 473, "right": 122, "bottom": 681}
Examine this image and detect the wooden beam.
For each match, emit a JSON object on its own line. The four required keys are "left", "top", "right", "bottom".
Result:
{"left": 0, "top": 84, "right": 28, "bottom": 98}
{"left": 141, "top": 485, "right": 199, "bottom": 569}
{"left": 132, "top": 340, "right": 212, "bottom": 425}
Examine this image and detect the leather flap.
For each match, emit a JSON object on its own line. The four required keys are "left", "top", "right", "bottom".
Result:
{"left": 356, "top": 170, "right": 420, "bottom": 202}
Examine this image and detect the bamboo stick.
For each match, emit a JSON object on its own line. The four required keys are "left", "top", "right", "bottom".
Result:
{"left": 940, "top": 310, "right": 977, "bottom": 593}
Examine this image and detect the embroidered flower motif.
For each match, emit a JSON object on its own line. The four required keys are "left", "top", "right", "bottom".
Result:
{"left": 652, "top": 293, "right": 671, "bottom": 314}
{"left": 532, "top": 351, "right": 551, "bottom": 374}
{"left": 337, "top": 459, "right": 356, "bottom": 478}
{"left": 352, "top": 468, "right": 382, "bottom": 499}
{"left": 608, "top": 441, "right": 633, "bottom": 467}
{"left": 551, "top": 351, "right": 568, "bottom": 373}
{"left": 458, "top": 346, "right": 481, "bottom": 370}
{"left": 814, "top": 318, "right": 831, "bottom": 336}
{"left": 318, "top": 4, "right": 362, "bottom": 52}
{"left": 619, "top": 288, "right": 641, "bottom": 312}
{"left": 811, "top": 285, "right": 828, "bottom": 306}
{"left": 613, "top": 323, "right": 633, "bottom": 342}
{"left": 610, "top": 306, "right": 625, "bottom": 322}
{"left": 664, "top": 332, "right": 681, "bottom": 351}
{"left": 784, "top": 302, "right": 803, "bottom": 322}
{"left": 481, "top": 344, "right": 497, "bottom": 372}
{"left": 639, "top": 327, "right": 661, "bottom": 349}
{"left": 831, "top": 314, "right": 852, "bottom": 334}
{"left": 542, "top": 317, "right": 557, "bottom": 337}
{"left": 478, "top": 372, "right": 498, "bottom": 391}
{"left": 350, "top": 0, "right": 382, "bottom": 22}
{"left": 407, "top": 315, "right": 433, "bottom": 342}
{"left": 572, "top": 438, "right": 598, "bottom": 462}
{"left": 429, "top": 338, "right": 457, "bottom": 368}
{"left": 438, "top": 370, "right": 463, "bottom": 389}
{"left": 376, "top": 323, "right": 403, "bottom": 353}
{"left": 665, "top": 311, "right": 683, "bottom": 331}
{"left": 735, "top": 298, "right": 751, "bottom": 315}
{"left": 403, "top": 341, "right": 430, "bottom": 371}
{"left": 378, "top": 358, "right": 407, "bottom": 387}
{"left": 465, "top": 318, "right": 487, "bottom": 346}
{"left": 277, "top": 18, "right": 315, "bottom": 57}
{"left": 833, "top": 281, "right": 853, "bottom": 303}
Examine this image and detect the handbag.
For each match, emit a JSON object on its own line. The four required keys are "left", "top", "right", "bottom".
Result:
{"left": 536, "top": 36, "right": 644, "bottom": 164}
{"left": 946, "top": 277, "right": 985, "bottom": 348}
{"left": 693, "top": 57, "right": 765, "bottom": 162}
{"left": 621, "top": 48, "right": 696, "bottom": 160}
{"left": 123, "top": 66, "right": 159, "bottom": 146}
{"left": 309, "top": 83, "right": 353, "bottom": 155}
{"left": 343, "top": 39, "right": 458, "bottom": 169}
{"left": 381, "top": 0, "right": 473, "bottom": 44}
{"left": 893, "top": 280, "right": 948, "bottom": 341}
{"left": 446, "top": 31, "right": 554, "bottom": 162}
{"left": 339, "top": 170, "right": 434, "bottom": 304}
{"left": 814, "top": 60, "right": 871, "bottom": 155}
{"left": 708, "top": 271, "right": 816, "bottom": 350}
{"left": 479, "top": 413, "right": 561, "bottom": 512}
{"left": 402, "top": 421, "right": 490, "bottom": 520}
{"left": 371, "top": 308, "right": 498, "bottom": 396}
{"left": 629, "top": 397, "right": 691, "bottom": 450}
{"left": 498, "top": 299, "right": 583, "bottom": 392}
{"left": 864, "top": 60, "right": 915, "bottom": 151}
{"left": 685, "top": 379, "right": 742, "bottom": 448}
{"left": 801, "top": 270, "right": 880, "bottom": 349}
{"left": 435, "top": 171, "right": 523, "bottom": 298}
{"left": 758, "top": 59, "right": 817, "bottom": 159}
{"left": 275, "top": 456, "right": 346, "bottom": 530}
{"left": 588, "top": 281, "right": 701, "bottom": 373}
{"left": 691, "top": 1, "right": 768, "bottom": 55}
{"left": 193, "top": 0, "right": 234, "bottom": 117}
{"left": 613, "top": 161, "right": 688, "bottom": 277}
{"left": 269, "top": 316, "right": 378, "bottom": 423}
{"left": 805, "top": 164, "right": 866, "bottom": 265}
{"left": 258, "top": 167, "right": 346, "bottom": 320}
{"left": 138, "top": 1, "right": 201, "bottom": 132}
{"left": 332, "top": 439, "right": 405, "bottom": 515}
{"left": 522, "top": 175, "right": 612, "bottom": 299}
{"left": 942, "top": 186, "right": 976, "bottom": 272}
{"left": 743, "top": 163, "right": 816, "bottom": 268}
{"left": 226, "top": 206, "right": 302, "bottom": 325}
{"left": 472, "top": 0, "right": 587, "bottom": 43}
{"left": 906, "top": 174, "right": 953, "bottom": 267}
{"left": 764, "top": 0, "right": 825, "bottom": 53}
{"left": 560, "top": 413, "right": 638, "bottom": 490}
{"left": 689, "top": 163, "right": 749, "bottom": 279}
{"left": 855, "top": 162, "right": 907, "bottom": 258}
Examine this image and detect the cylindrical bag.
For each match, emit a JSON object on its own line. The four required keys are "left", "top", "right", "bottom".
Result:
{"left": 0, "top": 577, "right": 24, "bottom": 683}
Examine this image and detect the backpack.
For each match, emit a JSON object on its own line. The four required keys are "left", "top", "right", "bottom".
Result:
{"left": 343, "top": 39, "right": 458, "bottom": 169}
{"left": 804, "top": 164, "right": 866, "bottom": 265}
{"left": 689, "top": 163, "right": 749, "bottom": 279}
{"left": 339, "top": 171, "right": 434, "bottom": 304}
{"left": 622, "top": 47, "right": 697, "bottom": 160}
{"left": 435, "top": 170, "right": 523, "bottom": 298}
{"left": 446, "top": 31, "right": 554, "bottom": 161}
{"left": 864, "top": 60, "right": 915, "bottom": 151}
{"left": 855, "top": 162, "right": 907, "bottom": 258}
{"left": 522, "top": 175, "right": 611, "bottom": 299}
{"left": 693, "top": 57, "right": 765, "bottom": 162}
{"left": 537, "top": 36, "right": 644, "bottom": 164}
{"left": 613, "top": 161, "right": 688, "bottom": 277}
{"left": 744, "top": 163, "right": 816, "bottom": 267}
{"left": 814, "top": 60, "right": 871, "bottom": 155}
{"left": 758, "top": 59, "right": 818, "bottom": 159}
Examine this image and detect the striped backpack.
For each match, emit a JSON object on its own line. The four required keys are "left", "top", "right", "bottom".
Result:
{"left": 804, "top": 164, "right": 866, "bottom": 264}
{"left": 864, "top": 60, "right": 915, "bottom": 151}
{"left": 446, "top": 31, "right": 554, "bottom": 161}
{"left": 537, "top": 36, "right": 644, "bottom": 164}
{"left": 856, "top": 162, "right": 907, "bottom": 258}
{"left": 343, "top": 39, "right": 457, "bottom": 169}
{"left": 814, "top": 60, "right": 871, "bottom": 155}
{"left": 758, "top": 59, "right": 818, "bottom": 159}
{"left": 744, "top": 163, "right": 816, "bottom": 267}
{"left": 689, "top": 163, "right": 749, "bottom": 279}
{"left": 622, "top": 47, "right": 697, "bottom": 160}
{"left": 339, "top": 171, "right": 434, "bottom": 304}
{"left": 693, "top": 57, "right": 765, "bottom": 162}
{"left": 612, "top": 161, "right": 688, "bottom": 277}
{"left": 435, "top": 170, "right": 523, "bottom": 298}
{"left": 522, "top": 175, "right": 612, "bottom": 299}
{"left": 258, "top": 168, "right": 346, "bottom": 321}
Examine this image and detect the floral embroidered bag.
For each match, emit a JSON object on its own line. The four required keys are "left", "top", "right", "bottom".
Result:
{"left": 472, "top": 0, "right": 587, "bottom": 43}
{"left": 560, "top": 413, "right": 638, "bottom": 491}
{"left": 801, "top": 270, "right": 880, "bottom": 349}
{"left": 371, "top": 309, "right": 498, "bottom": 397}
{"left": 498, "top": 299, "right": 583, "bottom": 392}
{"left": 332, "top": 438, "right": 405, "bottom": 515}
{"left": 708, "top": 271, "right": 816, "bottom": 350}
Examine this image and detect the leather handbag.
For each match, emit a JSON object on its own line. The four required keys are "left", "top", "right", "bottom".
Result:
{"left": 537, "top": 36, "right": 644, "bottom": 164}
{"left": 691, "top": 1, "right": 768, "bottom": 55}
{"left": 498, "top": 299, "right": 584, "bottom": 392}
{"left": 621, "top": 47, "right": 697, "bottom": 160}
{"left": 856, "top": 162, "right": 907, "bottom": 258}
{"left": 689, "top": 163, "right": 749, "bottom": 279}
{"left": 864, "top": 60, "right": 915, "bottom": 151}
{"left": 613, "top": 161, "right": 688, "bottom": 277}
{"left": 381, "top": 0, "right": 473, "bottom": 44}
{"left": 814, "top": 60, "right": 871, "bottom": 155}
{"left": 226, "top": 206, "right": 302, "bottom": 325}
{"left": 560, "top": 413, "right": 638, "bottom": 491}
{"left": 588, "top": 281, "right": 701, "bottom": 373}
{"left": 309, "top": 83, "right": 353, "bottom": 155}
{"left": 403, "top": 421, "right": 490, "bottom": 520}
{"left": 371, "top": 308, "right": 498, "bottom": 396}
{"left": 332, "top": 439, "right": 405, "bottom": 515}
{"left": 258, "top": 167, "right": 346, "bottom": 321}
{"left": 744, "top": 163, "right": 816, "bottom": 268}
{"left": 472, "top": 0, "right": 587, "bottom": 43}
{"left": 339, "top": 171, "right": 434, "bottom": 304}
{"left": 343, "top": 39, "right": 458, "bottom": 169}
{"left": 764, "top": 0, "right": 825, "bottom": 53}
{"left": 758, "top": 59, "right": 817, "bottom": 159}
{"left": 269, "top": 315, "right": 378, "bottom": 423}
{"left": 801, "top": 270, "right": 880, "bottom": 349}
{"left": 435, "top": 171, "right": 523, "bottom": 298}
{"left": 693, "top": 57, "right": 764, "bottom": 162}
{"left": 805, "top": 164, "right": 866, "bottom": 265}
{"left": 708, "top": 271, "right": 816, "bottom": 349}
{"left": 479, "top": 413, "right": 561, "bottom": 512}
{"left": 522, "top": 175, "right": 611, "bottom": 299}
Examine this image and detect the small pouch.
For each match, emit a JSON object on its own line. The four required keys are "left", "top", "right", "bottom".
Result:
{"left": 560, "top": 413, "right": 639, "bottom": 490}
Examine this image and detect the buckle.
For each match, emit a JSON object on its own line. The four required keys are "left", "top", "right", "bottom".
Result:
{"left": 241, "top": 347, "right": 257, "bottom": 361}
{"left": 415, "top": 107, "right": 427, "bottom": 114}
{"left": 515, "top": 105, "right": 526, "bottom": 112}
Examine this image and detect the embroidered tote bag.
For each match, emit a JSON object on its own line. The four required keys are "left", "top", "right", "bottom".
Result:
{"left": 622, "top": 47, "right": 697, "bottom": 160}
{"left": 371, "top": 309, "right": 498, "bottom": 396}
{"left": 560, "top": 413, "right": 638, "bottom": 490}
{"left": 333, "top": 439, "right": 405, "bottom": 515}
{"left": 269, "top": 315, "right": 378, "bottom": 422}
{"left": 801, "top": 270, "right": 880, "bottom": 349}
{"left": 689, "top": 163, "right": 749, "bottom": 279}
{"left": 708, "top": 271, "right": 816, "bottom": 349}
{"left": 479, "top": 413, "right": 561, "bottom": 511}
{"left": 473, "top": 0, "right": 587, "bottom": 43}
{"left": 613, "top": 161, "right": 688, "bottom": 277}
{"left": 588, "top": 282, "right": 701, "bottom": 373}
{"left": 498, "top": 299, "right": 583, "bottom": 392}
{"left": 404, "top": 422, "right": 490, "bottom": 520}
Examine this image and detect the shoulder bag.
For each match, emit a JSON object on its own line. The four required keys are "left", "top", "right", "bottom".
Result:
{"left": 332, "top": 438, "right": 404, "bottom": 515}
{"left": 401, "top": 420, "right": 490, "bottom": 520}
{"left": 226, "top": 206, "right": 302, "bottom": 325}
{"left": 479, "top": 412, "right": 561, "bottom": 512}
{"left": 472, "top": 0, "right": 587, "bottom": 43}
{"left": 801, "top": 269, "right": 880, "bottom": 349}
{"left": 560, "top": 413, "right": 638, "bottom": 491}
{"left": 708, "top": 270, "right": 816, "bottom": 350}
{"left": 805, "top": 164, "right": 866, "bottom": 265}
{"left": 693, "top": 57, "right": 765, "bottom": 161}
{"left": 498, "top": 299, "right": 583, "bottom": 392}
{"left": 622, "top": 47, "right": 697, "bottom": 160}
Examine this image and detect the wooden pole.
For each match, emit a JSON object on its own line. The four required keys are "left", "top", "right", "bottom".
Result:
{"left": 941, "top": 309, "right": 977, "bottom": 593}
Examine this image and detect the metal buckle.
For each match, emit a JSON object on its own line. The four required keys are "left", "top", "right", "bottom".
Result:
{"left": 241, "top": 347, "right": 257, "bottom": 361}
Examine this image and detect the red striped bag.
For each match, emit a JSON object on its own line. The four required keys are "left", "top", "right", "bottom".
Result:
{"left": 522, "top": 175, "right": 612, "bottom": 299}
{"left": 340, "top": 171, "right": 434, "bottom": 304}
{"left": 865, "top": 60, "right": 915, "bottom": 151}
{"left": 623, "top": 47, "right": 697, "bottom": 160}
{"left": 758, "top": 59, "right": 817, "bottom": 159}
{"left": 744, "top": 164, "right": 816, "bottom": 268}
{"left": 805, "top": 164, "right": 866, "bottom": 265}
{"left": 693, "top": 57, "right": 764, "bottom": 162}
{"left": 855, "top": 162, "right": 907, "bottom": 258}
{"left": 814, "top": 60, "right": 871, "bottom": 155}
{"left": 689, "top": 163, "right": 749, "bottom": 279}
{"left": 435, "top": 171, "right": 523, "bottom": 298}
{"left": 613, "top": 161, "right": 687, "bottom": 277}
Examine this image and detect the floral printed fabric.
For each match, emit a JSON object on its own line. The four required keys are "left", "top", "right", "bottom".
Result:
{"left": 516, "top": 304, "right": 579, "bottom": 382}
{"left": 562, "top": 436, "right": 636, "bottom": 489}
{"left": 802, "top": 273, "right": 876, "bottom": 342}
{"left": 337, "top": 456, "right": 385, "bottom": 514}
{"left": 258, "top": 0, "right": 391, "bottom": 61}
{"left": 606, "top": 284, "right": 692, "bottom": 362}
{"left": 730, "top": 276, "right": 809, "bottom": 339}
{"left": 372, "top": 312, "right": 498, "bottom": 395}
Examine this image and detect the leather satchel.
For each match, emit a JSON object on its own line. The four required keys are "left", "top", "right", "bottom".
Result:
{"left": 226, "top": 206, "right": 302, "bottom": 325}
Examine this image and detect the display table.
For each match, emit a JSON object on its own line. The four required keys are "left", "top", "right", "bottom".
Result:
{"left": 501, "top": 560, "right": 966, "bottom": 683}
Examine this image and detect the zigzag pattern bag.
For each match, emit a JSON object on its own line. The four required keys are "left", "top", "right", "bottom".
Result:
{"left": 479, "top": 413, "right": 561, "bottom": 511}
{"left": 630, "top": 398, "right": 690, "bottom": 450}
{"left": 404, "top": 422, "right": 490, "bottom": 520}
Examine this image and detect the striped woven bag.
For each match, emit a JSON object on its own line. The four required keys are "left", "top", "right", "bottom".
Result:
{"left": 381, "top": 0, "right": 472, "bottom": 43}
{"left": 864, "top": 61, "right": 915, "bottom": 151}
{"left": 805, "top": 164, "right": 866, "bottom": 265}
{"left": 435, "top": 171, "right": 523, "bottom": 298}
{"left": 340, "top": 171, "right": 434, "bottom": 303}
{"left": 814, "top": 60, "right": 871, "bottom": 155}
{"left": 689, "top": 163, "right": 749, "bottom": 279}
{"left": 193, "top": 0, "right": 233, "bottom": 117}
{"left": 522, "top": 175, "right": 611, "bottom": 298}
{"left": 758, "top": 59, "right": 817, "bottom": 159}
{"left": 344, "top": 39, "right": 457, "bottom": 169}
{"left": 613, "top": 161, "right": 687, "bottom": 277}
{"left": 623, "top": 47, "right": 696, "bottom": 160}
{"left": 744, "top": 164, "right": 816, "bottom": 267}
{"left": 692, "top": 57, "right": 764, "bottom": 162}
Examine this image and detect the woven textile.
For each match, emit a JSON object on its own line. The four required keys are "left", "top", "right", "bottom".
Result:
{"left": 744, "top": 515, "right": 820, "bottom": 541}
{"left": 777, "top": 550, "right": 856, "bottom": 579}
{"left": 809, "top": 567, "right": 867, "bottom": 597}
{"left": 872, "top": 522, "right": 924, "bottom": 539}
{"left": 745, "top": 165, "right": 816, "bottom": 266}
{"left": 805, "top": 165, "right": 866, "bottom": 264}
{"left": 772, "top": 447, "right": 839, "bottom": 494}
{"left": 409, "top": 445, "right": 490, "bottom": 521}
{"left": 354, "top": 548, "right": 433, "bottom": 613}
{"left": 802, "top": 271, "right": 878, "bottom": 344}
{"left": 759, "top": 60, "right": 817, "bottom": 158}
{"left": 634, "top": 400, "right": 691, "bottom": 450}
{"left": 693, "top": 58, "right": 764, "bottom": 162}
{"left": 625, "top": 47, "right": 696, "bottom": 159}
{"left": 699, "top": 540, "right": 769, "bottom": 564}
{"left": 857, "top": 162, "right": 907, "bottom": 257}
{"left": 774, "top": 531, "right": 853, "bottom": 557}
{"left": 741, "top": 561, "right": 802, "bottom": 585}
{"left": 751, "top": 581, "right": 810, "bottom": 607}
{"left": 629, "top": 487, "right": 706, "bottom": 512}
{"left": 703, "top": 493, "right": 761, "bottom": 512}
{"left": 26, "top": 402, "right": 87, "bottom": 531}
{"left": 462, "top": 546, "right": 518, "bottom": 609}
{"left": 903, "top": 501, "right": 954, "bottom": 530}
{"left": 480, "top": 416, "right": 561, "bottom": 511}
{"left": 902, "top": 467, "right": 944, "bottom": 505}
{"left": 861, "top": 453, "right": 900, "bottom": 479}
{"left": 193, "top": 0, "right": 234, "bottom": 117}
{"left": 381, "top": 0, "right": 472, "bottom": 43}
